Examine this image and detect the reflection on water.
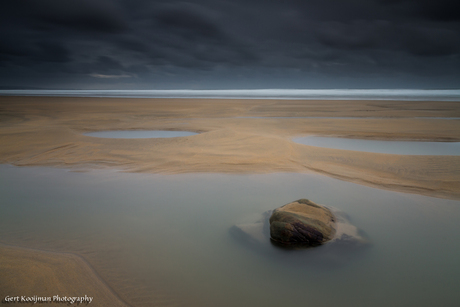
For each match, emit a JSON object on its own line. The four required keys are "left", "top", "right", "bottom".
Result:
{"left": 237, "top": 116, "right": 460, "bottom": 119}
{"left": 293, "top": 136, "right": 460, "bottom": 155}
{"left": 1, "top": 165, "right": 459, "bottom": 307}
{"left": 84, "top": 130, "right": 198, "bottom": 139}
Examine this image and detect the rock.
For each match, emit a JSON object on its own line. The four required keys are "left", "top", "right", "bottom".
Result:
{"left": 269, "top": 199, "right": 336, "bottom": 246}
{"left": 230, "top": 199, "right": 369, "bottom": 259}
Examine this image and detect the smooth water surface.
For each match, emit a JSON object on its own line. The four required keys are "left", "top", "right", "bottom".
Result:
{"left": 2, "top": 89, "right": 460, "bottom": 101}
{"left": 237, "top": 116, "right": 460, "bottom": 119}
{"left": 1, "top": 165, "right": 460, "bottom": 307}
{"left": 84, "top": 130, "right": 198, "bottom": 139}
{"left": 294, "top": 136, "right": 460, "bottom": 155}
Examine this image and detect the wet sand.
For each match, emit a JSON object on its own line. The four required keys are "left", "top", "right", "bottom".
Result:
{"left": 1, "top": 96, "right": 459, "bottom": 199}
{"left": 1, "top": 95, "right": 460, "bottom": 306}
{"left": 0, "top": 244, "right": 128, "bottom": 306}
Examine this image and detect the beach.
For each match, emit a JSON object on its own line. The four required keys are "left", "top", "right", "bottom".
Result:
{"left": 1, "top": 96, "right": 459, "bottom": 199}
{"left": 1, "top": 95, "right": 460, "bottom": 307}
{"left": 0, "top": 244, "right": 128, "bottom": 306}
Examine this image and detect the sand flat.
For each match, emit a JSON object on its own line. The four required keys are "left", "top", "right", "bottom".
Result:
{"left": 0, "top": 244, "right": 129, "bottom": 306}
{"left": 1, "top": 94, "right": 460, "bottom": 307}
{"left": 1, "top": 95, "right": 460, "bottom": 199}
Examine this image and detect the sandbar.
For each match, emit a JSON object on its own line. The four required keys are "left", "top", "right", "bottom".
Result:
{"left": 1, "top": 96, "right": 459, "bottom": 199}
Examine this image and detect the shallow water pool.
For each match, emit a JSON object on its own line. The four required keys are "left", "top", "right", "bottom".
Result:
{"left": 293, "top": 136, "right": 460, "bottom": 155}
{"left": 84, "top": 130, "right": 198, "bottom": 138}
{"left": 0, "top": 165, "right": 459, "bottom": 307}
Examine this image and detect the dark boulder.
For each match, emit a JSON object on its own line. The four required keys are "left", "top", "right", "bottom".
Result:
{"left": 269, "top": 199, "right": 337, "bottom": 246}
{"left": 230, "top": 199, "right": 369, "bottom": 259}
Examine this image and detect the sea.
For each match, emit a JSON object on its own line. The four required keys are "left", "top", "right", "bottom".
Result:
{"left": 1, "top": 89, "right": 460, "bottom": 101}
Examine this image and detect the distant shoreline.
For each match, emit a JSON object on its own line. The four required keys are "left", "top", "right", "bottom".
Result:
{"left": 1, "top": 89, "right": 460, "bottom": 101}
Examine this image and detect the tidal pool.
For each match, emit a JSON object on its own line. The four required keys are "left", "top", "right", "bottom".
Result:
{"left": 84, "top": 130, "right": 198, "bottom": 139}
{"left": 237, "top": 116, "right": 460, "bottom": 119}
{"left": 1, "top": 165, "right": 459, "bottom": 307}
{"left": 293, "top": 136, "right": 460, "bottom": 155}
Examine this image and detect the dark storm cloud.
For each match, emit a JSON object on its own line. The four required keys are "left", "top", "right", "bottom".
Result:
{"left": 397, "top": 26, "right": 459, "bottom": 56}
{"left": 0, "top": 0, "right": 459, "bottom": 89}
{"left": 154, "top": 3, "right": 224, "bottom": 41}
{"left": 420, "top": 1, "right": 460, "bottom": 22}
{"left": 379, "top": 0, "right": 460, "bottom": 22}
{"left": 144, "top": 2, "right": 259, "bottom": 68}
{"left": 11, "top": 0, "right": 128, "bottom": 33}
{"left": 313, "top": 20, "right": 460, "bottom": 57}
{"left": 82, "top": 56, "right": 126, "bottom": 75}
{"left": 314, "top": 21, "right": 379, "bottom": 50}
{"left": 0, "top": 35, "right": 70, "bottom": 66}
{"left": 33, "top": 41, "right": 71, "bottom": 63}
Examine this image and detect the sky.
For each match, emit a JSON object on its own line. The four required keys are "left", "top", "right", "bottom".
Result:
{"left": 1, "top": 0, "right": 459, "bottom": 89}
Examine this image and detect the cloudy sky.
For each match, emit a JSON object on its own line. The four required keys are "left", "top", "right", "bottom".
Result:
{"left": 1, "top": 0, "right": 459, "bottom": 89}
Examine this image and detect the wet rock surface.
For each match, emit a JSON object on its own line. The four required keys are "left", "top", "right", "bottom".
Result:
{"left": 269, "top": 199, "right": 336, "bottom": 246}
{"left": 230, "top": 199, "right": 368, "bottom": 257}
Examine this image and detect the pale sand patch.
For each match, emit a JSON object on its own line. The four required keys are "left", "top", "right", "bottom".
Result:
{"left": 0, "top": 244, "right": 129, "bottom": 306}
{"left": 1, "top": 96, "right": 459, "bottom": 199}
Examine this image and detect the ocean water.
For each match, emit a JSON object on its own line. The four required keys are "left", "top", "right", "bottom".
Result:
{"left": 1, "top": 165, "right": 459, "bottom": 307}
{"left": 1, "top": 89, "right": 460, "bottom": 101}
{"left": 84, "top": 130, "right": 198, "bottom": 139}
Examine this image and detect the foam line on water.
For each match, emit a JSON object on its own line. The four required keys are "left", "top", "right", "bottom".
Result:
{"left": 1, "top": 89, "right": 460, "bottom": 101}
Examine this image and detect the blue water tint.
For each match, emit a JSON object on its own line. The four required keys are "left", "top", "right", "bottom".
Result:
{"left": 84, "top": 130, "right": 198, "bottom": 138}
{"left": 293, "top": 136, "right": 460, "bottom": 155}
{"left": 1, "top": 89, "right": 460, "bottom": 101}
